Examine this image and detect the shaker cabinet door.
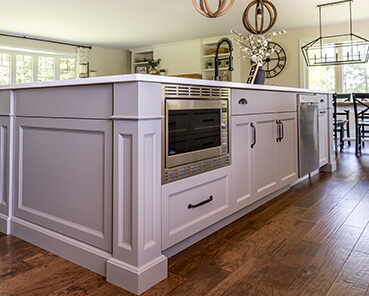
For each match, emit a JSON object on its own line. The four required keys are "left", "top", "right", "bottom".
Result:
{"left": 250, "top": 113, "right": 279, "bottom": 200}
{"left": 231, "top": 115, "right": 253, "bottom": 210}
{"left": 278, "top": 112, "right": 298, "bottom": 187}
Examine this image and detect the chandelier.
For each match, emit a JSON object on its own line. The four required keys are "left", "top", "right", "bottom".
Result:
{"left": 301, "top": 0, "right": 369, "bottom": 66}
{"left": 192, "top": 0, "right": 234, "bottom": 18}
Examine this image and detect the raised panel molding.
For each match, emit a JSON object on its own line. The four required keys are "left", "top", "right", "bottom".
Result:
{"left": 117, "top": 133, "right": 133, "bottom": 251}
{"left": 14, "top": 118, "right": 112, "bottom": 251}
{"left": 109, "top": 119, "right": 167, "bottom": 295}
{"left": 0, "top": 124, "right": 8, "bottom": 208}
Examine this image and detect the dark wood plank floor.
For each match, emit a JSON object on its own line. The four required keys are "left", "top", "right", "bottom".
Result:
{"left": 1, "top": 147, "right": 369, "bottom": 296}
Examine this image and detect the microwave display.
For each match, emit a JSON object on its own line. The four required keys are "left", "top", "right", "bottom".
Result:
{"left": 168, "top": 109, "right": 221, "bottom": 156}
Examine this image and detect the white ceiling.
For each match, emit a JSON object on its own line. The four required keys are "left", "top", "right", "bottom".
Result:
{"left": 1, "top": 0, "right": 369, "bottom": 50}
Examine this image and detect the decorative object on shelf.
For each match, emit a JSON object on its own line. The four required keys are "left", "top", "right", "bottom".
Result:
{"left": 147, "top": 58, "right": 161, "bottom": 75}
{"left": 159, "top": 69, "right": 166, "bottom": 75}
{"left": 221, "top": 71, "right": 230, "bottom": 81}
{"left": 301, "top": 0, "right": 369, "bottom": 66}
{"left": 192, "top": 0, "right": 234, "bottom": 18}
{"left": 262, "top": 42, "right": 286, "bottom": 78}
{"left": 136, "top": 65, "right": 149, "bottom": 74}
{"left": 207, "top": 59, "right": 213, "bottom": 68}
{"left": 210, "top": 47, "right": 229, "bottom": 55}
{"left": 232, "top": 29, "right": 286, "bottom": 82}
{"left": 242, "top": 0, "right": 278, "bottom": 34}
{"left": 89, "top": 70, "right": 97, "bottom": 77}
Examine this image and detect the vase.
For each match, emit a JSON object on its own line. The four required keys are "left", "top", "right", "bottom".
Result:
{"left": 149, "top": 67, "right": 159, "bottom": 75}
{"left": 254, "top": 68, "right": 265, "bottom": 85}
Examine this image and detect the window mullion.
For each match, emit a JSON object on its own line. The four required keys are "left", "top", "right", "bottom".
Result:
{"left": 10, "top": 53, "right": 16, "bottom": 84}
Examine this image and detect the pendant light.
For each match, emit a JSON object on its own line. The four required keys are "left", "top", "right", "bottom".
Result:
{"left": 301, "top": 0, "right": 369, "bottom": 66}
{"left": 242, "top": 0, "right": 278, "bottom": 34}
{"left": 192, "top": 0, "right": 234, "bottom": 18}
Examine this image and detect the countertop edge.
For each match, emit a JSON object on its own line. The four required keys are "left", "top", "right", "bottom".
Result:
{"left": 0, "top": 73, "right": 333, "bottom": 95}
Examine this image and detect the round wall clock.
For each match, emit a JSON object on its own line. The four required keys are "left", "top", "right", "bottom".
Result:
{"left": 263, "top": 42, "right": 286, "bottom": 78}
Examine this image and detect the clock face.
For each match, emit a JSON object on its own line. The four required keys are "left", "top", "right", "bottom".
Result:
{"left": 263, "top": 42, "right": 286, "bottom": 78}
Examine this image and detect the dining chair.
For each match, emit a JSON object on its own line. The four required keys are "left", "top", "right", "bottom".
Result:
{"left": 333, "top": 93, "right": 350, "bottom": 151}
{"left": 352, "top": 93, "right": 369, "bottom": 155}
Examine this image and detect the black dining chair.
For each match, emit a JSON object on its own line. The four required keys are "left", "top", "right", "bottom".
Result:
{"left": 333, "top": 93, "right": 350, "bottom": 151}
{"left": 352, "top": 93, "right": 369, "bottom": 155}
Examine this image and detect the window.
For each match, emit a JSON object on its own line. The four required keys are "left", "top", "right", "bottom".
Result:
{"left": 308, "top": 66, "right": 335, "bottom": 91}
{"left": 16, "top": 54, "right": 33, "bottom": 84}
{"left": 0, "top": 52, "right": 10, "bottom": 85}
{"left": 307, "top": 63, "right": 369, "bottom": 93}
{"left": 342, "top": 63, "right": 369, "bottom": 93}
{"left": 0, "top": 46, "right": 76, "bottom": 85}
{"left": 60, "top": 58, "right": 76, "bottom": 80}
{"left": 38, "top": 56, "right": 55, "bottom": 82}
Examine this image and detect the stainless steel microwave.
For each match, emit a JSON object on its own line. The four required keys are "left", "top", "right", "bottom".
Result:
{"left": 162, "top": 84, "right": 231, "bottom": 184}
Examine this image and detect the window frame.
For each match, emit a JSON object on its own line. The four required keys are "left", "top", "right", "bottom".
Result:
{"left": 0, "top": 44, "right": 77, "bottom": 85}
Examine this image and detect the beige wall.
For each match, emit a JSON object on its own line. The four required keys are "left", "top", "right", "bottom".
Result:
{"left": 89, "top": 46, "right": 130, "bottom": 76}
{"left": 0, "top": 35, "right": 130, "bottom": 77}
{"left": 258, "top": 19, "right": 369, "bottom": 88}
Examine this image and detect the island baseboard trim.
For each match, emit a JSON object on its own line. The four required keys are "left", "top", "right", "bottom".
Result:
{"left": 0, "top": 213, "right": 11, "bottom": 234}
{"left": 106, "top": 255, "right": 168, "bottom": 295}
{"left": 10, "top": 216, "right": 111, "bottom": 276}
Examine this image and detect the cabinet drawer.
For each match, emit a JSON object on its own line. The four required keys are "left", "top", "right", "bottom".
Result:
{"left": 162, "top": 166, "right": 231, "bottom": 249}
{"left": 231, "top": 89, "right": 296, "bottom": 115}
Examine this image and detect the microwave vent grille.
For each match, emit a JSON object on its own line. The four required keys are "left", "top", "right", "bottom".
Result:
{"left": 163, "top": 154, "right": 230, "bottom": 184}
{"left": 163, "top": 84, "right": 230, "bottom": 99}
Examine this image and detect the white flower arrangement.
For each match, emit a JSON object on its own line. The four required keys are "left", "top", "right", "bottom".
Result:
{"left": 231, "top": 29, "right": 286, "bottom": 67}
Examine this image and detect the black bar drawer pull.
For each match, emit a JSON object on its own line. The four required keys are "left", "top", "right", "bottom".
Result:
{"left": 188, "top": 195, "right": 213, "bottom": 209}
{"left": 251, "top": 123, "right": 256, "bottom": 148}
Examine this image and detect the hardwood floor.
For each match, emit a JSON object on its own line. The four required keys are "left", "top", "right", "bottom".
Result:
{"left": 1, "top": 147, "right": 369, "bottom": 295}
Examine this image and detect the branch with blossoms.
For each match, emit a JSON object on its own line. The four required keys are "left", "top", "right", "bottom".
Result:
{"left": 231, "top": 29, "right": 286, "bottom": 67}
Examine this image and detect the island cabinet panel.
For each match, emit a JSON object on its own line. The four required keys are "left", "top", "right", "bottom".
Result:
{"left": 13, "top": 117, "right": 113, "bottom": 251}
{"left": 15, "top": 84, "right": 113, "bottom": 119}
{"left": 161, "top": 166, "right": 231, "bottom": 250}
{"left": 231, "top": 88, "right": 298, "bottom": 211}
{"left": 318, "top": 95, "right": 329, "bottom": 167}
{"left": 231, "top": 89, "right": 296, "bottom": 115}
{"left": 0, "top": 116, "right": 9, "bottom": 230}
{"left": 250, "top": 113, "right": 280, "bottom": 199}
{"left": 0, "top": 90, "right": 11, "bottom": 116}
{"left": 277, "top": 112, "right": 299, "bottom": 187}
{"left": 231, "top": 116, "right": 253, "bottom": 209}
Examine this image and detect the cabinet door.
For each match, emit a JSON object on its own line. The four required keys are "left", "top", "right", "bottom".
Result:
{"left": 278, "top": 112, "right": 298, "bottom": 187}
{"left": 319, "top": 109, "right": 329, "bottom": 167}
{"left": 231, "top": 115, "right": 253, "bottom": 209}
{"left": 251, "top": 113, "right": 279, "bottom": 199}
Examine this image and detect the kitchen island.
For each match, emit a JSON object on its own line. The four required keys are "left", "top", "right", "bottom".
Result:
{"left": 0, "top": 74, "right": 334, "bottom": 295}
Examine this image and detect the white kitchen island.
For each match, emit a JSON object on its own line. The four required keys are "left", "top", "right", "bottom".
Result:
{"left": 0, "top": 74, "right": 335, "bottom": 295}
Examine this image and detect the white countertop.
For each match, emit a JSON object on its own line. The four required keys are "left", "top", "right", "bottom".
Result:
{"left": 0, "top": 74, "right": 333, "bottom": 95}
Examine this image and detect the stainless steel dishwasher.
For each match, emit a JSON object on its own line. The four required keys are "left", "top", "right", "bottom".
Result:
{"left": 298, "top": 94, "right": 320, "bottom": 177}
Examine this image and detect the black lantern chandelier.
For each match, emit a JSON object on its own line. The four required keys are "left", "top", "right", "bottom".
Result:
{"left": 301, "top": 0, "right": 369, "bottom": 66}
